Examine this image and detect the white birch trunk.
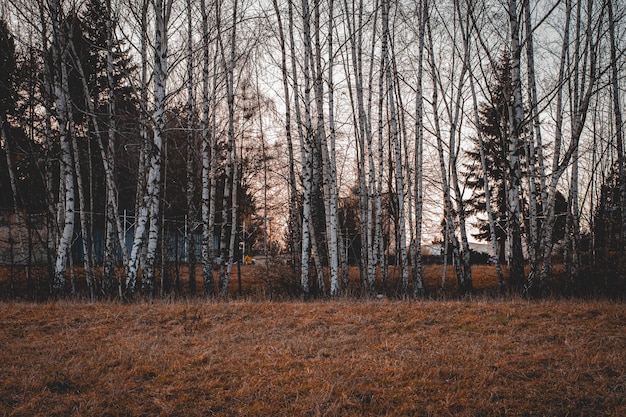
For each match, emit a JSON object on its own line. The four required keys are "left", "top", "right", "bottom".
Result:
{"left": 126, "top": 0, "right": 171, "bottom": 298}
{"left": 377, "top": 0, "right": 390, "bottom": 292}
{"left": 369, "top": 2, "right": 383, "bottom": 292}
{"left": 35, "top": 6, "right": 57, "bottom": 279}
{"left": 186, "top": 0, "right": 197, "bottom": 295}
{"left": 539, "top": 0, "right": 597, "bottom": 290}
{"left": 142, "top": 0, "right": 172, "bottom": 297}
{"left": 200, "top": 0, "right": 215, "bottom": 296}
{"left": 448, "top": 0, "right": 474, "bottom": 293}
{"left": 426, "top": 4, "right": 463, "bottom": 288}
{"left": 217, "top": 0, "right": 238, "bottom": 296}
{"left": 523, "top": 0, "right": 542, "bottom": 278}
{"left": 381, "top": 0, "right": 408, "bottom": 292}
{"left": 412, "top": 0, "right": 426, "bottom": 296}
{"left": 344, "top": 0, "right": 378, "bottom": 291}
{"left": 67, "top": 100, "right": 92, "bottom": 298}
{"left": 299, "top": 0, "right": 316, "bottom": 296}
{"left": 49, "top": 0, "right": 74, "bottom": 297}
{"left": 507, "top": 0, "right": 525, "bottom": 292}
{"left": 326, "top": 0, "right": 339, "bottom": 295}
{"left": 53, "top": 54, "right": 74, "bottom": 297}
{"left": 133, "top": 0, "right": 151, "bottom": 276}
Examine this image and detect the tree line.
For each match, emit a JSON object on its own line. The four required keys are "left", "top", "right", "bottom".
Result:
{"left": 0, "top": 0, "right": 624, "bottom": 300}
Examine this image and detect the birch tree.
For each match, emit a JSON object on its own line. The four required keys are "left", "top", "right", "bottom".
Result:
{"left": 382, "top": 0, "right": 408, "bottom": 292}
{"left": 126, "top": 0, "right": 173, "bottom": 298}
{"left": 426, "top": 1, "right": 463, "bottom": 291}
{"left": 536, "top": 0, "right": 600, "bottom": 293}
{"left": 412, "top": 0, "right": 426, "bottom": 296}
{"left": 200, "top": 0, "right": 216, "bottom": 296}
{"left": 217, "top": 0, "right": 239, "bottom": 297}
{"left": 522, "top": 0, "right": 545, "bottom": 280}
{"left": 342, "top": 0, "right": 379, "bottom": 292}
{"left": 506, "top": 0, "right": 525, "bottom": 292}
{"left": 186, "top": 0, "right": 197, "bottom": 295}
{"left": 298, "top": 0, "right": 315, "bottom": 296}
{"left": 325, "top": 0, "right": 340, "bottom": 295}
{"left": 271, "top": 0, "right": 300, "bottom": 280}
{"left": 50, "top": 0, "right": 75, "bottom": 297}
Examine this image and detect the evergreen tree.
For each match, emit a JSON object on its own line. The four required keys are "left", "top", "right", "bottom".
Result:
{"left": 464, "top": 54, "right": 517, "bottom": 264}
{"left": 594, "top": 164, "right": 622, "bottom": 258}
{"left": 465, "top": 53, "right": 568, "bottom": 268}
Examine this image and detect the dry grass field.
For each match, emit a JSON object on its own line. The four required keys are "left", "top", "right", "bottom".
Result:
{"left": 0, "top": 299, "right": 624, "bottom": 416}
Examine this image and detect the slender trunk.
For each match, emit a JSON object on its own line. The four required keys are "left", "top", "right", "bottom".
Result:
{"left": 299, "top": 0, "right": 316, "bottom": 296}
{"left": 287, "top": 0, "right": 307, "bottom": 286}
{"left": 133, "top": 0, "right": 151, "bottom": 278}
{"left": 200, "top": 22, "right": 213, "bottom": 295}
{"left": 390, "top": 34, "right": 414, "bottom": 295}
{"left": 608, "top": 0, "right": 625, "bottom": 260}
{"left": 69, "top": 27, "right": 124, "bottom": 298}
{"left": 507, "top": 0, "right": 525, "bottom": 292}
{"left": 67, "top": 101, "right": 92, "bottom": 299}
{"left": 127, "top": 0, "right": 171, "bottom": 298}
{"left": 222, "top": 148, "right": 239, "bottom": 297}
{"left": 200, "top": 0, "right": 217, "bottom": 296}
{"left": 49, "top": 0, "right": 75, "bottom": 297}
{"left": 523, "top": 0, "right": 541, "bottom": 278}
{"left": 540, "top": 0, "right": 597, "bottom": 289}
{"left": 143, "top": 0, "right": 172, "bottom": 297}
{"left": 64, "top": 24, "right": 94, "bottom": 298}
{"left": 369, "top": 1, "right": 383, "bottom": 293}
{"left": 381, "top": 0, "right": 408, "bottom": 293}
{"left": 538, "top": 0, "right": 571, "bottom": 289}
{"left": 217, "top": 0, "right": 238, "bottom": 296}
{"left": 426, "top": 3, "right": 463, "bottom": 289}
{"left": 344, "top": 0, "right": 377, "bottom": 291}
{"left": 125, "top": 0, "right": 150, "bottom": 297}
{"left": 105, "top": 0, "right": 128, "bottom": 295}
{"left": 271, "top": 0, "right": 300, "bottom": 280}
{"left": 186, "top": 0, "right": 197, "bottom": 295}
{"left": 311, "top": 0, "right": 330, "bottom": 296}
{"left": 412, "top": 0, "right": 426, "bottom": 296}
{"left": 53, "top": 53, "right": 74, "bottom": 298}
{"left": 450, "top": 0, "right": 474, "bottom": 293}
{"left": 326, "top": 0, "right": 339, "bottom": 295}
{"left": 38, "top": 4, "right": 59, "bottom": 289}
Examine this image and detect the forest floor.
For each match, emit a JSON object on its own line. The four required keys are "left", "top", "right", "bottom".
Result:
{"left": 0, "top": 299, "right": 625, "bottom": 416}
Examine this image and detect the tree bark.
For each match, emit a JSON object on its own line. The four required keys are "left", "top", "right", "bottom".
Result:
{"left": 608, "top": 0, "right": 625, "bottom": 262}
{"left": 507, "top": 0, "right": 525, "bottom": 293}
{"left": 186, "top": 0, "right": 197, "bottom": 295}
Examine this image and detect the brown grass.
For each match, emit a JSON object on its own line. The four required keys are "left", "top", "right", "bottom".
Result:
{"left": 1, "top": 261, "right": 617, "bottom": 301}
{"left": 1, "top": 299, "right": 624, "bottom": 416}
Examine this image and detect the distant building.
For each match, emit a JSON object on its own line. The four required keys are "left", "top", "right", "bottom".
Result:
{"left": 0, "top": 210, "right": 47, "bottom": 265}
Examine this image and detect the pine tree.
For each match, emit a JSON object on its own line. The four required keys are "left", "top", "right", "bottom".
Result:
{"left": 465, "top": 54, "right": 518, "bottom": 265}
